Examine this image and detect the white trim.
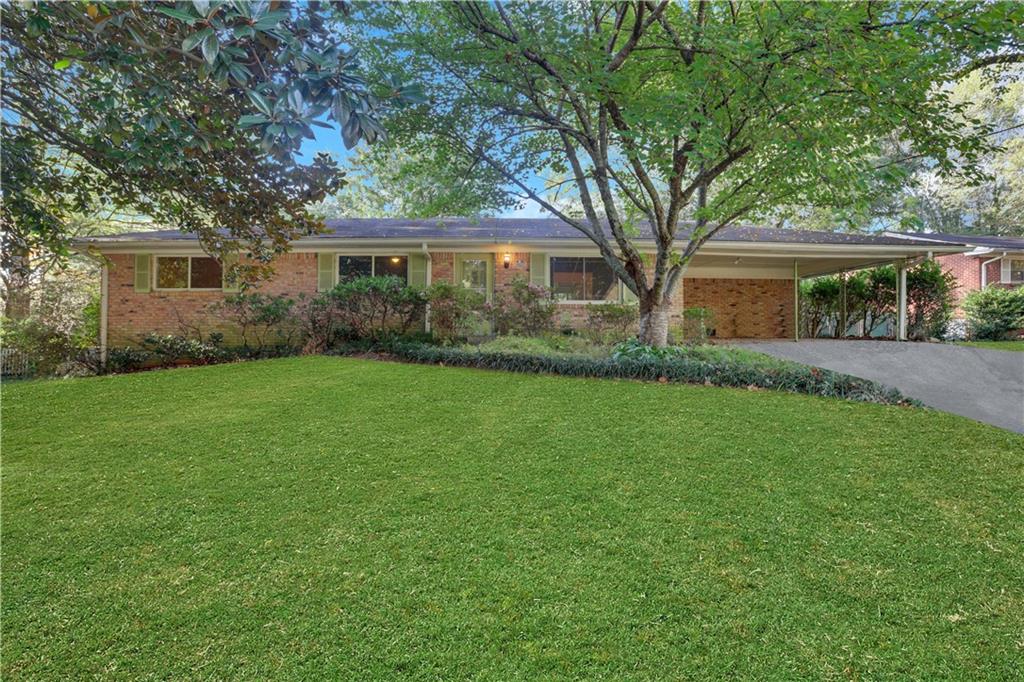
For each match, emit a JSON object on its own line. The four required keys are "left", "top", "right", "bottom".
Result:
{"left": 980, "top": 253, "right": 1006, "bottom": 287}
{"left": 897, "top": 262, "right": 908, "bottom": 341}
{"left": 153, "top": 254, "right": 224, "bottom": 292}
{"left": 100, "top": 264, "right": 109, "bottom": 362}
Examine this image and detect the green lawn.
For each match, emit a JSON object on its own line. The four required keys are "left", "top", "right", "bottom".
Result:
{"left": 957, "top": 339, "right": 1024, "bottom": 352}
{"left": 4, "top": 357, "right": 1023, "bottom": 679}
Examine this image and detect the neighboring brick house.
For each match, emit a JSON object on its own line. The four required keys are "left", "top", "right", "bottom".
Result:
{"left": 80, "top": 219, "right": 965, "bottom": 350}
{"left": 884, "top": 232, "right": 1024, "bottom": 316}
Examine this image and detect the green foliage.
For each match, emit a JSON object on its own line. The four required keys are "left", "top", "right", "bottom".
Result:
{"left": 0, "top": 2, "right": 417, "bottom": 268}
{"left": 906, "top": 260, "right": 958, "bottom": 340}
{"left": 313, "top": 144, "right": 516, "bottom": 219}
{"left": 344, "top": 341, "right": 918, "bottom": 406}
{"left": 486, "top": 277, "right": 555, "bottom": 337}
{"left": 424, "top": 281, "right": 484, "bottom": 344}
{"left": 584, "top": 303, "right": 638, "bottom": 343}
{"left": 472, "top": 334, "right": 607, "bottom": 358}
{"left": 676, "top": 307, "right": 717, "bottom": 342}
{"left": 140, "top": 334, "right": 227, "bottom": 367}
{"left": 800, "top": 277, "right": 842, "bottom": 339}
{"left": 355, "top": 2, "right": 1022, "bottom": 345}
{"left": 962, "top": 286, "right": 1024, "bottom": 340}
{"left": 0, "top": 316, "right": 77, "bottom": 376}
{"left": 329, "top": 276, "right": 426, "bottom": 340}
{"left": 216, "top": 293, "right": 297, "bottom": 350}
{"left": 104, "top": 346, "right": 151, "bottom": 373}
{"left": 800, "top": 262, "right": 956, "bottom": 339}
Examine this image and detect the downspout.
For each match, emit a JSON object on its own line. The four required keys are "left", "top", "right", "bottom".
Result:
{"left": 421, "top": 242, "right": 432, "bottom": 333}
{"left": 100, "top": 263, "right": 109, "bottom": 364}
{"left": 980, "top": 252, "right": 1006, "bottom": 288}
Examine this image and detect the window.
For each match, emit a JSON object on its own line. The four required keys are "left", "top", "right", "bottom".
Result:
{"left": 461, "top": 258, "right": 488, "bottom": 296}
{"left": 155, "top": 256, "right": 222, "bottom": 290}
{"left": 338, "top": 256, "right": 372, "bottom": 282}
{"left": 337, "top": 255, "right": 407, "bottom": 282}
{"left": 1009, "top": 258, "right": 1024, "bottom": 283}
{"left": 550, "top": 257, "right": 618, "bottom": 301}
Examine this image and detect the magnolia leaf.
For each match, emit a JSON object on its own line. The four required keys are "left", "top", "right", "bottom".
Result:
{"left": 247, "top": 89, "right": 273, "bottom": 115}
{"left": 201, "top": 31, "right": 220, "bottom": 65}
{"left": 155, "top": 6, "right": 197, "bottom": 25}
{"left": 181, "top": 27, "right": 212, "bottom": 53}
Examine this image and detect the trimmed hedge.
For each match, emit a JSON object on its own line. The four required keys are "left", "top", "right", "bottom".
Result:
{"left": 332, "top": 341, "right": 920, "bottom": 406}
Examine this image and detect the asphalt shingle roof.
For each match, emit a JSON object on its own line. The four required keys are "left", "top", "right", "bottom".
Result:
{"left": 888, "top": 231, "right": 1024, "bottom": 251}
{"left": 84, "top": 217, "right": 936, "bottom": 246}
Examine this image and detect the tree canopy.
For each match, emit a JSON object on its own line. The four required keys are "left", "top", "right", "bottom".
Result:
{"left": 314, "top": 141, "right": 516, "bottom": 220}
{"left": 1, "top": 0, "right": 421, "bottom": 282}
{"left": 355, "top": 0, "right": 1024, "bottom": 344}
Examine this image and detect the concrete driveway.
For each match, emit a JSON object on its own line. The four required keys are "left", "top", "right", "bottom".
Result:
{"left": 735, "top": 340, "right": 1024, "bottom": 433}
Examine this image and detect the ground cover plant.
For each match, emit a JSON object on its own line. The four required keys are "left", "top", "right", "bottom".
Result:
{"left": 3, "top": 357, "right": 1022, "bottom": 679}
{"left": 360, "top": 341, "right": 915, "bottom": 405}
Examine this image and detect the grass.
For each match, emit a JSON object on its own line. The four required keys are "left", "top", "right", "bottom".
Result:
{"left": 957, "top": 339, "right": 1024, "bottom": 352}
{"left": 4, "top": 356, "right": 1023, "bottom": 679}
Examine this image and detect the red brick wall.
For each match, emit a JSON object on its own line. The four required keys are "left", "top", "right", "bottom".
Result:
{"left": 106, "top": 253, "right": 317, "bottom": 345}
{"left": 937, "top": 253, "right": 1013, "bottom": 316}
{"left": 107, "top": 250, "right": 795, "bottom": 343}
{"left": 937, "top": 253, "right": 979, "bottom": 315}
{"left": 428, "top": 252, "right": 792, "bottom": 339}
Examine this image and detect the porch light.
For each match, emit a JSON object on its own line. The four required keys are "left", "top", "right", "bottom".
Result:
{"left": 390, "top": 256, "right": 400, "bottom": 264}
{"left": 503, "top": 253, "right": 511, "bottom": 269}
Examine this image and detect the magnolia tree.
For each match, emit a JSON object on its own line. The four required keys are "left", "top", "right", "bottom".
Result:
{"left": 1, "top": 1, "right": 421, "bottom": 285}
{"left": 357, "top": 1, "right": 1023, "bottom": 345}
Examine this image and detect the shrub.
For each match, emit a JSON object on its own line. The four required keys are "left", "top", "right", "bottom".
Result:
{"left": 330, "top": 276, "right": 426, "bottom": 340}
{"left": 105, "top": 346, "right": 151, "bottom": 373}
{"left": 425, "top": 281, "right": 484, "bottom": 343}
{"left": 333, "top": 341, "right": 917, "bottom": 406}
{"left": 487, "top": 276, "right": 555, "bottom": 336}
{"left": 0, "top": 316, "right": 78, "bottom": 376}
{"left": 962, "top": 286, "right": 1024, "bottom": 340}
{"left": 294, "top": 292, "right": 344, "bottom": 353}
{"left": 141, "top": 334, "right": 227, "bottom": 367}
{"left": 585, "top": 303, "right": 638, "bottom": 343}
{"left": 214, "top": 293, "right": 297, "bottom": 350}
{"left": 800, "top": 277, "right": 841, "bottom": 338}
{"left": 799, "top": 263, "right": 956, "bottom": 339}
{"left": 675, "top": 307, "right": 716, "bottom": 342}
{"left": 906, "top": 259, "right": 957, "bottom": 340}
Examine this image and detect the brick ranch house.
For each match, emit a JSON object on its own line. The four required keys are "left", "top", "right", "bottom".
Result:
{"left": 78, "top": 218, "right": 965, "bottom": 353}
{"left": 884, "top": 232, "right": 1024, "bottom": 315}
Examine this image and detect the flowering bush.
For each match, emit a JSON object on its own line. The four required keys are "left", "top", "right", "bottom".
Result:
{"left": 486, "top": 276, "right": 555, "bottom": 336}
{"left": 425, "top": 281, "right": 484, "bottom": 343}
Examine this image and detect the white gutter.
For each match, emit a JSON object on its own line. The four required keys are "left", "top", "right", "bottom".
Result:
{"left": 980, "top": 252, "right": 1006, "bottom": 287}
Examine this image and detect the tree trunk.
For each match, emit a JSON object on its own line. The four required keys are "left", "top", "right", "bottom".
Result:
{"left": 638, "top": 298, "right": 672, "bottom": 347}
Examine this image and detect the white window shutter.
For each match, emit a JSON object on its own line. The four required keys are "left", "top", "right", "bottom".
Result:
{"left": 1001, "top": 258, "right": 1010, "bottom": 284}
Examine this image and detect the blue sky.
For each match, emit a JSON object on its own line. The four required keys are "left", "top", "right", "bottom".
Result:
{"left": 298, "top": 121, "right": 548, "bottom": 218}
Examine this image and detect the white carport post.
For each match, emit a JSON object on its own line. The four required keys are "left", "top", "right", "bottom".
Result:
{"left": 896, "top": 260, "right": 908, "bottom": 341}
{"left": 793, "top": 260, "right": 799, "bottom": 341}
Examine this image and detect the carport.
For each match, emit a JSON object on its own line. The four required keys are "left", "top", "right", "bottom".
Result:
{"left": 678, "top": 232, "right": 969, "bottom": 340}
